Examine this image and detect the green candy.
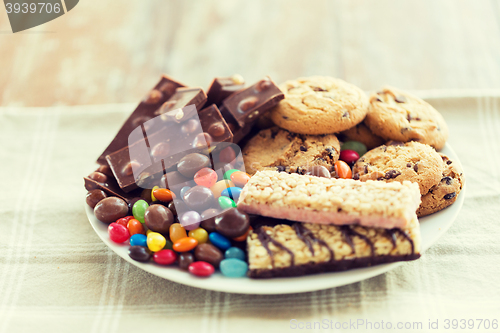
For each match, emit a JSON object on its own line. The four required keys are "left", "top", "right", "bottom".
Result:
{"left": 218, "top": 196, "right": 236, "bottom": 210}
{"left": 163, "top": 239, "right": 174, "bottom": 250}
{"left": 341, "top": 141, "right": 367, "bottom": 157}
{"left": 223, "top": 169, "right": 240, "bottom": 180}
{"left": 132, "top": 199, "right": 149, "bottom": 224}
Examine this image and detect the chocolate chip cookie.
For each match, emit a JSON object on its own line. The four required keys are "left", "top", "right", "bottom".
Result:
{"left": 352, "top": 141, "right": 444, "bottom": 195}
{"left": 270, "top": 76, "right": 369, "bottom": 135}
{"left": 338, "top": 120, "right": 386, "bottom": 150}
{"left": 417, "top": 154, "right": 464, "bottom": 217}
{"left": 365, "top": 87, "right": 448, "bottom": 150}
{"left": 242, "top": 127, "right": 340, "bottom": 175}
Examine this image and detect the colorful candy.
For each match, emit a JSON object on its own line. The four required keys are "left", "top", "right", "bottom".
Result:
{"left": 164, "top": 239, "right": 174, "bottom": 250}
{"left": 132, "top": 199, "right": 149, "bottom": 223}
{"left": 183, "top": 186, "right": 217, "bottom": 211}
{"left": 129, "top": 233, "right": 147, "bottom": 247}
{"left": 173, "top": 237, "right": 198, "bottom": 252}
{"left": 334, "top": 160, "right": 352, "bottom": 179}
{"left": 180, "top": 186, "right": 191, "bottom": 200}
{"left": 152, "top": 188, "right": 176, "bottom": 202}
{"left": 223, "top": 169, "right": 240, "bottom": 181}
{"left": 218, "top": 196, "right": 236, "bottom": 210}
{"left": 230, "top": 171, "right": 251, "bottom": 187}
{"left": 188, "top": 261, "right": 215, "bottom": 277}
{"left": 108, "top": 223, "right": 130, "bottom": 243}
{"left": 210, "top": 180, "right": 235, "bottom": 199}
{"left": 232, "top": 226, "right": 252, "bottom": 242}
{"left": 128, "top": 246, "right": 152, "bottom": 262}
{"left": 169, "top": 223, "right": 187, "bottom": 243}
{"left": 179, "top": 211, "right": 201, "bottom": 231}
{"left": 151, "top": 185, "right": 159, "bottom": 202}
{"left": 127, "top": 218, "right": 146, "bottom": 235}
{"left": 341, "top": 140, "right": 367, "bottom": 157}
{"left": 339, "top": 149, "right": 360, "bottom": 165}
{"left": 194, "top": 167, "right": 218, "bottom": 188}
{"left": 220, "top": 258, "right": 248, "bottom": 277}
{"left": 188, "top": 228, "right": 209, "bottom": 244}
{"left": 225, "top": 247, "right": 246, "bottom": 261}
{"left": 147, "top": 232, "right": 167, "bottom": 252}
{"left": 153, "top": 249, "right": 177, "bottom": 265}
{"left": 221, "top": 187, "right": 242, "bottom": 202}
{"left": 208, "top": 232, "right": 231, "bottom": 250}
{"left": 115, "top": 216, "right": 134, "bottom": 228}
{"left": 195, "top": 243, "right": 223, "bottom": 267}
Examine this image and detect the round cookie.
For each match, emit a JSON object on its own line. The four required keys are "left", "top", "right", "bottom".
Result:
{"left": 270, "top": 76, "right": 369, "bottom": 135}
{"left": 242, "top": 127, "right": 340, "bottom": 175}
{"left": 352, "top": 141, "right": 444, "bottom": 195}
{"left": 338, "top": 120, "right": 386, "bottom": 150}
{"left": 365, "top": 86, "right": 449, "bottom": 150}
{"left": 417, "top": 154, "right": 464, "bottom": 217}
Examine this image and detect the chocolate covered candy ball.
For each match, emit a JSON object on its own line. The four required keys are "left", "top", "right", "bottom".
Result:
{"left": 86, "top": 189, "right": 107, "bottom": 209}
{"left": 177, "top": 153, "right": 210, "bottom": 178}
{"left": 200, "top": 208, "right": 220, "bottom": 232}
{"left": 183, "top": 185, "right": 217, "bottom": 212}
{"left": 144, "top": 204, "right": 174, "bottom": 234}
{"left": 214, "top": 208, "right": 250, "bottom": 238}
{"left": 195, "top": 243, "right": 223, "bottom": 268}
{"left": 94, "top": 197, "right": 129, "bottom": 223}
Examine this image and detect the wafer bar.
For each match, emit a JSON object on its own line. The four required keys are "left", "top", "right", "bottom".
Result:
{"left": 247, "top": 216, "right": 421, "bottom": 278}
{"left": 237, "top": 170, "right": 421, "bottom": 229}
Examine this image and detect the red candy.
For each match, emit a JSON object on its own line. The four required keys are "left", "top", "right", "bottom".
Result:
{"left": 339, "top": 149, "right": 360, "bottom": 164}
{"left": 108, "top": 223, "right": 130, "bottom": 243}
{"left": 194, "top": 168, "right": 218, "bottom": 188}
{"left": 153, "top": 249, "right": 177, "bottom": 265}
{"left": 115, "top": 216, "right": 134, "bottom": 228}
{"left": 188, "top": 261, "right": 215, "bottom": 277}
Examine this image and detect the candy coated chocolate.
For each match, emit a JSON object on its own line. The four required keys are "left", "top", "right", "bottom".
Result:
{"left": 200, "top": 208, "right": 220, "bottom": 232}
{"left": 183, "top": 185, "right": 217, "bottom": 212}
{"left": 86, "top": 189, "right": 107, "bottom": 209}
{"left": 214, "top": 208, "right": 250, "bottom": 238}
{"left": 177, "top": 153, "right": 211, "bottom": 178}
{"left": 144, "top": 204, "right": 174, "bottom": 234}
{"left": 178, "top": 252, "right": 195, "bottom": 270}
{"left": 94, "top": 197, "right": 129, "bottom": 223}
{"left": 128, "top": 246, "right": 152, "bottom": 262}
{"left": 194, "top": 243, "right": 224, "bottom": 268}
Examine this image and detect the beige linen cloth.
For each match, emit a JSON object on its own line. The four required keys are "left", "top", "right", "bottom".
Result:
{"left": 0, "top": 91, "right": 499, "bottom": 333}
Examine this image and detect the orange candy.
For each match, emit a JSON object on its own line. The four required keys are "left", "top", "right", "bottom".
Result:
{"left": 233, "top": 226, "right": 253, "bottom": 242}
{"left": 230, "top": 171, "right": 251, "bottom": 187}
{"left": 210, "top": 180, "right": 235, "bottom": 199}
{"left": 152, "top": 188, "right": 176, "bottom": 202}
{"left": 173, "top": 237, "right": 198, "bottom": 252}
{"left": 169, "top": 223, "right": 187, "bottom": 243}
{"left": 334, "top": 160, "right": 352, "bottom": 179}
{"left": 127, "top": 218, "right": 146, "bottom": 235}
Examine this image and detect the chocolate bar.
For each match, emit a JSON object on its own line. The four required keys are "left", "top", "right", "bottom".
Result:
{"left": 205, "top": 75, "right": 245, "bottom": 107}
{"left": 97, "top": 75, "right": 186, "bottom": 165}
{"left": 247, "top": 216, "right": 421, "bottom": 278}
{"left": 84, "top": 166, "right": 141, "bottom": 203}
{"left": 106, "top": 104, "right": 233, "bottom": 192}
{"left": 237, "top": 170, "right": 421, "bottom": 229}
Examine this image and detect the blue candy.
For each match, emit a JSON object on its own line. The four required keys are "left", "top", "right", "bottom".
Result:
{"left": 220, "top": 258, "right": 248, "bottom": 278}
{"left": 220, "top": 187, "right": 242, "bottom": 202}
{"left": 180, "top": 186, "right": 191, "bottom": 200}
{"left": 129, "top": 234, "right": 147, "bottom": 247}
{"left": 209, "top": 232, "right": 231, "bottom": 250}
{"left": 225, "top": 247, "right": 245, "bottom": 261}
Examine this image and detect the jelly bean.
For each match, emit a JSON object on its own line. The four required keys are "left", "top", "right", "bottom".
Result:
{"left": 108, "top": 223, "right": 130, "bottom": 243}
{"left": 189, "top": 228, "right": 209, "bottom": 244}
{"left": 116, "top": 216, "right": 134, "bottom": 228}
{"left": 221, "top": 187, "right": 242, "bottom": 202}
{"left": 339, "top": 149, "right": 360, "bottom": 165}
{"left": 194, "top": 168, "right": 218, "bottom": 188}
{"left": 132, "top": 200, "right": 149, "bottom": 223}
{"left": 128, "top": 246, "right": 152, "bottom": 262}
{"left": 127, "top": 218, "right": 146, "bottom": 235}
{"left": 86, "top": 189, "right": 107, "bottom": 209}
{"left": 230, "top": 171, "right": 251, "bottom": 187}
{"left": 150, "top": 185, "right": 159, "bottom": 202}
{"left": 164, "top": 239, "right": 174, "bottom": 250}
{"left": 195, "top": 243, "right": 223, "bottom": 267}
{"left": 144, "top": 204, "right": 174, "bottom": 234}
{"left": 225, "top": 247, "right": 246, "bottom": 261}
{"left": 218, "top": 196, "right": 236, "bottom": 210}
{"left": 183, "top": 186, "right": 217, "bottom": 212}
{"left": 180, "top": 211, "right": 201, "bottom": 230}
{"left": 178, "top": 252, "right": 194, "bottom": 270}
{"left": 153, "top": 249, "right": 177, "bottom": 265}
{"left": 232, "top": 226, "right": 252, "bottom": 242}
{"left": 223, "top": 169, "right": 240, "bottom": 181}
{"left": 334, "top": 160, "right": 352, "bottom": 179}
{"left": 218, "top": 146, "right": 236, "bottom": 164}
{"left": 341, "top": 141, "right": 367, "bottom": 157}
{"left": 180, "top": 186, "right": 191, "bottom": 200}
{"left": 129, "top": 233, "right": 147, "bottom": 247}
{"left": 152, "top": 188, "right": 176, "bottom": 202}
{"left": 209, "top": 232, "right": 231, "bottom": 250}
{"left": 147, "top": 232, "right": 167, "bottom": 252}
{"left": 200, "top": 208, "right": 220, "bottom": 232}
{"left": 169, "top": 223, "right": 187, "bottom": 243}
{"left": 215, "top": 208, "right": 250, "bottom": 238}
{"left": 173, "top": 237, "right": 198, "bottom": 252}
{"left": 95, "top": 197, "right": 129, "bottom": 223}
{"left": 210, "top": 180, "right": 235, "bottom": 199}
{"left": 177, "top": 153, "right": 211, "bottom": 178}
{"left": 188, "top": 261, "right": 215, "bottom": 277}
{"left": 220, "top": 258, "right": 248, "bottom": 278}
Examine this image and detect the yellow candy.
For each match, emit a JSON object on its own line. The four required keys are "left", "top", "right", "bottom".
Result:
{"left": 151, "top": 186, "right": 159, "bottom": 202}
{"left": 210, "top": 180, "right": 235, "bottom": 199}
{"left": 188, "top": 228, "right": 209, "bottom": 244}
{"left": 147, "top": 232, "right": 166, "bottom": 252}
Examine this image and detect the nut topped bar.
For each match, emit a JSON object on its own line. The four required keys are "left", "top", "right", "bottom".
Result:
{"left": 237, "top": 170, "right": 421, "bottom": 229}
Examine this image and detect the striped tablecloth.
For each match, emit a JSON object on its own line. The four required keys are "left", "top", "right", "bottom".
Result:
{"left": 1, "top": 91, "right": 499, "bottom": 333}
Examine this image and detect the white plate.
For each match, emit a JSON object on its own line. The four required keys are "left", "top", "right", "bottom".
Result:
{"left": 86, "top": 144, "right": 465, "bottom": 295}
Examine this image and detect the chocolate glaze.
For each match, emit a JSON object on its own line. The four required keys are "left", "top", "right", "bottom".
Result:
{"left": 340, "top": 225, "right": 375, "bottom": 257}
{"left": 256, "top": 227, "right": 295, "bottom": 267}
{"left": 386, "top": 228, "right": 415, "bottom": 255}
{"left": 293, "top": 223, "right": 335, "bottom": 262}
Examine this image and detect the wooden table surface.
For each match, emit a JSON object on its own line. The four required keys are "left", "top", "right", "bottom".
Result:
{"left": 2, "top": 0, "right": 500, "bottom": 107}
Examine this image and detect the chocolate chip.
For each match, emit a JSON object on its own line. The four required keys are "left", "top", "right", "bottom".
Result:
{"left": 401, "top": 127, "right": 413, "bottom": 133}
{"left": 270, "top": 129, "right": 278, "bottom": 139}
{"left": 377, "top": 177, "right": 385, "bottom": 181}
{"left": 385, "top": 170, "right": 401, "bottom": 179}
{"left": 276, "top": 166, "right": 287, "bottom": 172}
{"left": 374, "top": 97, "right": 383, "bottom": 103}
{"left": 442, "top": 176, "right": 453, "bottom": 185}
{"left": 446, "top": 160, "right": 452, "bottom": 165}
{"left": 413, "top": 163, "right": 419, "bottom": 173}
{"left": 395, "top": 95, "right": 407, "bottom": 103}
{"left": 342, "top": 111, "right": 350, "bottom": 118}
{"left": 311, "top": 86, "right": 326, "bottom": 92}
{"left": 363, "top": 165, "right": 369, "bottom": 174}
{"left": 300, "top": 146, "right": 307, "bottom": 152}
{"left": 406, "top": 163, "right": 412, "bottom": 168}
{"left": 325, "top": 147, "right": 337, "bottom": 158}
{"left": 316, "top": 158, "right": 326, "bottom": 162}
{"left": 282, "top": 116, "right": 289, "bottom": 120}
{"left": 444, "top": 192, "right": 456, "bottom": 200}
{"left": 353, "top": 173, "right": 360, "bottom": 180}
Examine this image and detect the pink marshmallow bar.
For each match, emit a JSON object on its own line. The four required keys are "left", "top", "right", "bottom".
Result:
{"left": 237, "top": 170, "right": 421, "bottom": 229}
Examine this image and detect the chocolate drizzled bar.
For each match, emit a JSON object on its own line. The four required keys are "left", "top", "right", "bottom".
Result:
{"left": 247, "top": 216, "right": 421, "bottom": 278}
